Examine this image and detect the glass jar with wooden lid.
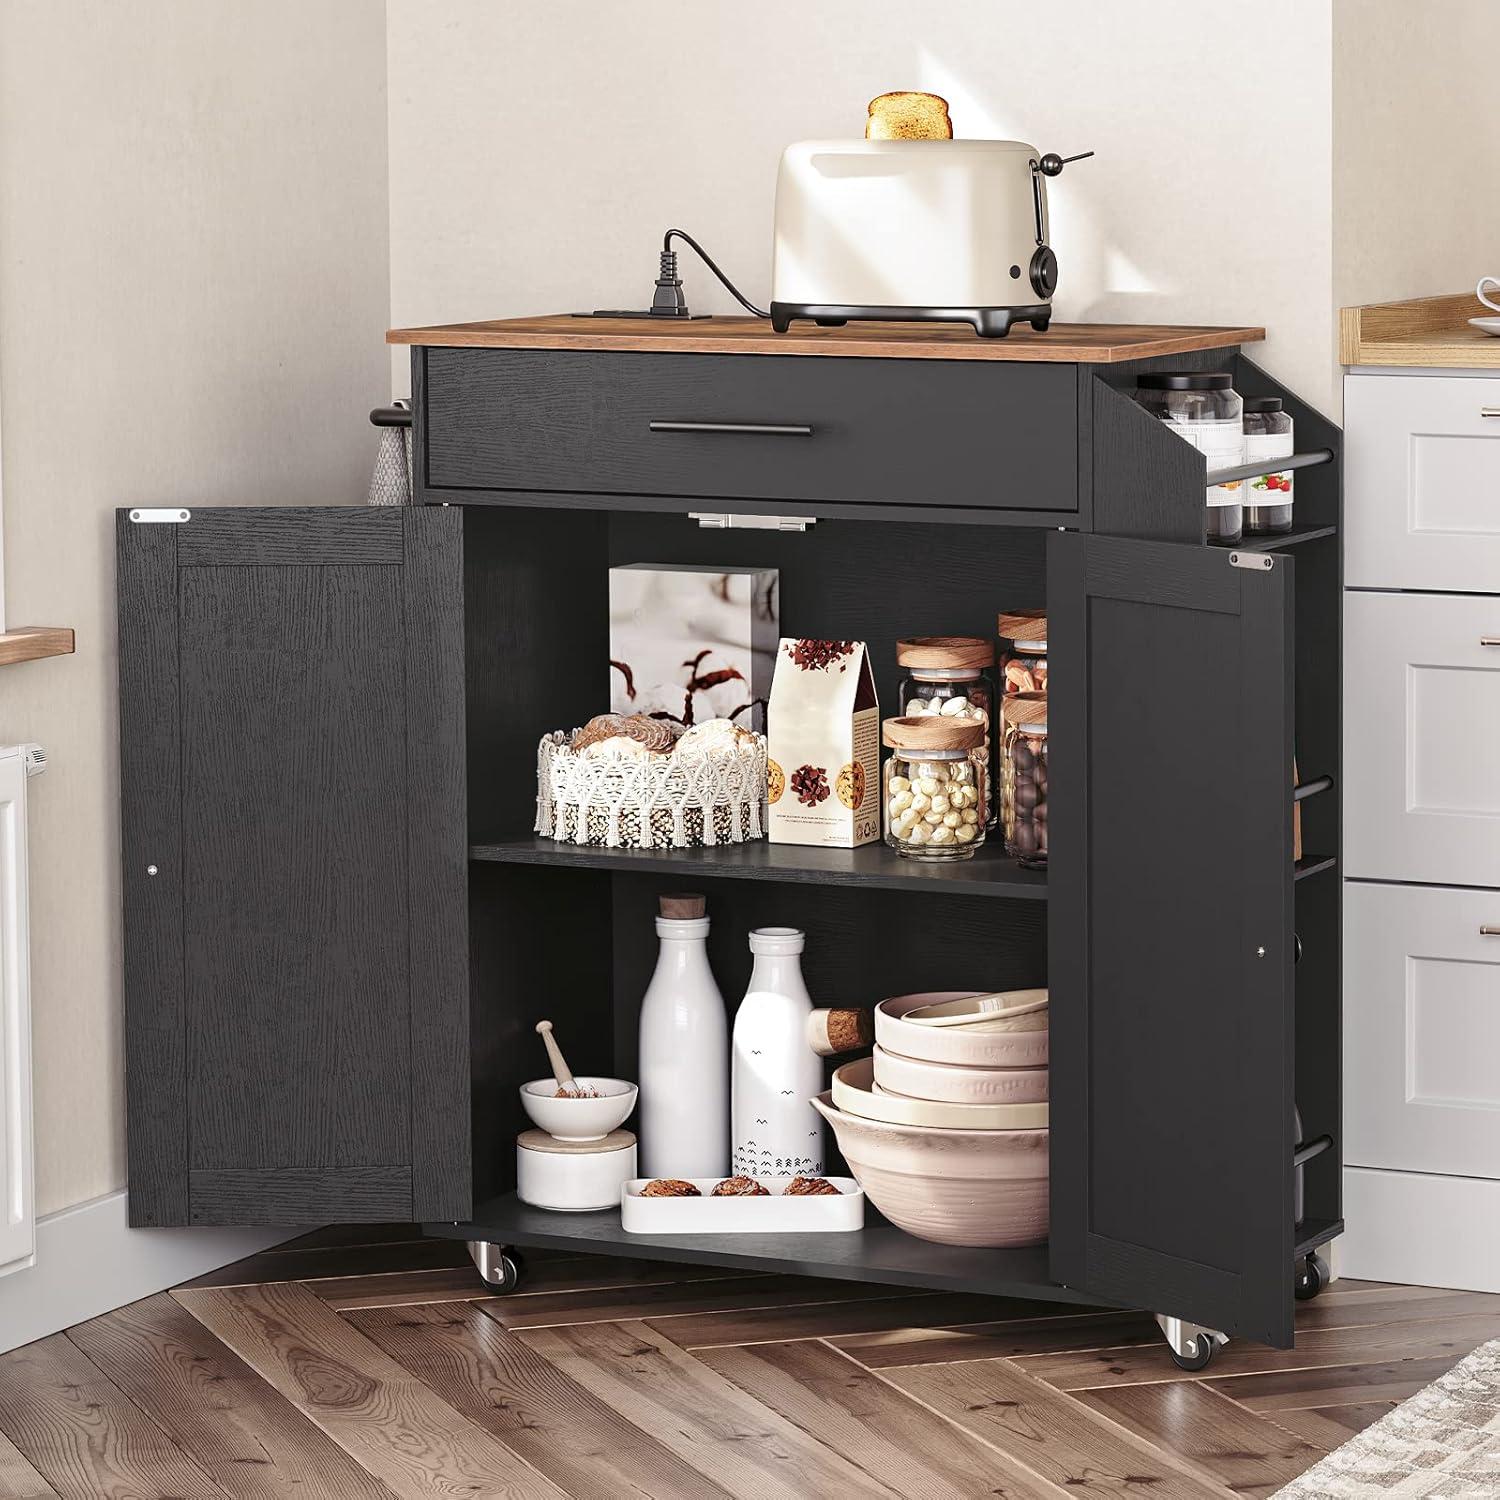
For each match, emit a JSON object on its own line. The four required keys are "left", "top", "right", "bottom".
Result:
{"left": 1000, "top": 696, "right": 1049, "bottom": 862}
{"left": 896, "top": 636, "right": 995, "bottom": 824}
{"left": 997, "top": 611, "right": 1048, "bottom": 698}
{"left": 882, "top": 714, "right": 987, "bottom": 860}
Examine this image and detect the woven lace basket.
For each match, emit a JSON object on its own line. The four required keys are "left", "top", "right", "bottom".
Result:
{"left": 535, "top": 729, "right": 768, "bottom": 849}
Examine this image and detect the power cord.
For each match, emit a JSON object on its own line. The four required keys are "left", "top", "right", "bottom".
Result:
{"left": 584, "top": 228, "right": 768, "bottom": 321}
{"left": 653, "top": 229, "right": 769, "bottom": 319}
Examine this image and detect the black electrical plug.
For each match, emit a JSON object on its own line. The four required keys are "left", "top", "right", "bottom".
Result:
{"left": 649, "top": 248, "right": 691, "bottom": 318}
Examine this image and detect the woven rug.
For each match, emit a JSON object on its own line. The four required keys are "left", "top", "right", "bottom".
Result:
{"left": 1278, "top": 1339, "right": 1500, "bottom": 1496}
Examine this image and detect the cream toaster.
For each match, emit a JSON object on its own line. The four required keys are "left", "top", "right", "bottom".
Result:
{"left": 769, "top": 139, "right": 1090, "bottom": 338}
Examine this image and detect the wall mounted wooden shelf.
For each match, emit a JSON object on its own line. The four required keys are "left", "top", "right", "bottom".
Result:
{"left": 0, "top": 626, "right": 74, "bottom": 667}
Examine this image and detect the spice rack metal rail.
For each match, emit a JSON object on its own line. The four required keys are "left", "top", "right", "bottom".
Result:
{"left": 120, "top": 317, "right": 1342, "bottom": 1374}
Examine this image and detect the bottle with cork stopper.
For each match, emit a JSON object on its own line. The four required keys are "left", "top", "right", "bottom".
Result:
{"left": 637, "top": 892, "right": 730, "bottom": 1178}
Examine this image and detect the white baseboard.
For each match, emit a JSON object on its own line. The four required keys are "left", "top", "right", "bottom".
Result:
{"left": 0, "top": 1190, "right": 296, "bottom": 1353}
{"left": 1342, "top": 1166, "right": 1500, "bottom": 1293}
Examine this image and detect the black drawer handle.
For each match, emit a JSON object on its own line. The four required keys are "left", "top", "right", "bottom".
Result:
{"left": 649, "top": 420, "right": 814, "bottom": 437}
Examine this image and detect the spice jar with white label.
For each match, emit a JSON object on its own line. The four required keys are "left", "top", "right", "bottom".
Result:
{"left": 1242, "top": 397, "right": 1295, "bottom": 533}
{"left": 883, "top": 715, "right": 987, "bottom": 860}
{"left": 1135, "top": 372, "right": 1245, "bottom": 543}
{"left": 1001, "top": 697, "right": 1049, "bottom": 862}
{"left": 896, "top": 636, "right": 995, "bottom": 824}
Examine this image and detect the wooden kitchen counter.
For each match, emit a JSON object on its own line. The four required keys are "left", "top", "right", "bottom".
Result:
{"left": 1341, "top": 290, "right": 1500, "bottom": 368}
{"left": 388, "top": 313, "right": 1263, "bottom": 364}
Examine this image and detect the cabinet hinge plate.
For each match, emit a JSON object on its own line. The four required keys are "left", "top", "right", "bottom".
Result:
{"left": 690, "top": 511, "right": 815, "bottom": 532}
{"left": 129, "top": 508, "right": 191, "bottom": 524}
{"left": 1228, "top": 551, "right": 1273, "bottom": 571}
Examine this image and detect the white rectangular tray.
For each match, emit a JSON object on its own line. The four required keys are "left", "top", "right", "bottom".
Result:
{"left": 621, "top": 1177, "right": 865, "bottom": 1234}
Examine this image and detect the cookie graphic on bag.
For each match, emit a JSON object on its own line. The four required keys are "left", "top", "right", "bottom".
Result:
{"left": 835, "top": 760, "right": 866, "bottom": 811}
{"left": 767, "top": 759, "right": 786, "bottom": 805}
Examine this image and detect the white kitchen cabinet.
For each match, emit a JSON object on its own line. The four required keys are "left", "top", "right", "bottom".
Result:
{"left": 1345, "top": 881, "right": 1500, "bottom": 1180}
{"left": 1344, "top": 588, "right": 1500, "bottom": 887}
{"left": 1346, "top": 372, "right": 1500, "bottom": 593}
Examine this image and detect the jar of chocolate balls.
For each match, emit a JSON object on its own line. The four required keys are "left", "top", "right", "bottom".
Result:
{"left": 896, "top": 637, "right": 995, "bottom": 826}
{"left": 882, "top": 715, "right": 987, "bottom": 860}
{"left": 1001, "top": 697, "right": 1049, "bottom": 862}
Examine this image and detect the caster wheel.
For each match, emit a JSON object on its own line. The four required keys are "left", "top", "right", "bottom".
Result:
{"left": 469, "top": 1242, "right": 526, "bottom": 1295}
{"left": 1168, "top": 1332, "right": 1218, "bottom": 1372}
{"left": 1295, "top": 1251, "right": 1329, "bottom": 1301}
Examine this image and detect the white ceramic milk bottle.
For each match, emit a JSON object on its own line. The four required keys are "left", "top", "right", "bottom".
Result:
{"left": 637, "top": 893, "right": 729, "bottom": 1177}
{"left": 732, "top": 927, "right": 824, "bottom": 1178}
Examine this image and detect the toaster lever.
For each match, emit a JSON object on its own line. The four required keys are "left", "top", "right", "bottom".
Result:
{"left": 1036, "top": 150, "right": 1094, "bottom": 177}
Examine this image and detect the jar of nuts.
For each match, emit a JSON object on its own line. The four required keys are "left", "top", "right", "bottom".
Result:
{"left": 997, "top": 612, "right": 1047, "bottom": 698}
{"left": 1001, "top": 697, "right": 1049, "bottom": 862}
{"left": 882, "top": 715, "right": 987, "bottom": 860}
{"left": 896, "top": 637, "right": 995, "bottom": 825}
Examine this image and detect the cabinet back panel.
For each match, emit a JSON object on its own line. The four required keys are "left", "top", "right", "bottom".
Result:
{"left": 178, "top": 564, "right": 411, "bottom": 1169}
{"left": 464, "top": 508, "right": 1047, "bottom": 842}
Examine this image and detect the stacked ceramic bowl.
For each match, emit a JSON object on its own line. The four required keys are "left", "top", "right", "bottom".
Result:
{"left": 813, "top": 989, "right": 1049, "bottom": 1248}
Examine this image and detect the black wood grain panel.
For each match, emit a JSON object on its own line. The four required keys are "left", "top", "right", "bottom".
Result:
{"left": 403, "top": 508, "right": 471, "bottom": 1220}
{"left": 468, "top": 862, "right": 614, "bottom": 1205}
{"left": 189, "top": 1167, "right": 412, "bottom": 1223}
{"left": 176, "top": 506, "right": 401, "bottom": 565}
{"left": 118, "top": 513, "right": 187, "bottom": 1227}
{"left": 1048, "top": 532, "right": 1294, "bottom": 1346}
{"left": 425, "top": 348, "right": 1078, "bottom": 512}
{"left": 1091, "top": 378, "right": 1208, "bottom": 543}
{"left": 179, "top": 565, "right": 411, "bottom": 1175}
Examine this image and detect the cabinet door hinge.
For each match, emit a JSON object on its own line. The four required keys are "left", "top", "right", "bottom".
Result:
{"left": 128, "top": 508, "right": 191, "bottom": 523}
{"left": 1227, "top": 550, "right": 1273, "bottom": 571}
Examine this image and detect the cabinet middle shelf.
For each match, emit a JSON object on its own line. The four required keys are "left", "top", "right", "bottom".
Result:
{"left": 470, "top": 835, "right": 1049, "bottom": 899}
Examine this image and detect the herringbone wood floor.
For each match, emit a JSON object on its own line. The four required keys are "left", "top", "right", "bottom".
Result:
{"left": 0, "top": 1225, "right": 1492, "bottom": 1497}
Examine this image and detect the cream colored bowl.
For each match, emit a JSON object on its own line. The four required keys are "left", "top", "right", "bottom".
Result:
{"left": 873, "top": 1045, "right": 1048, "bottom": 1105}
{"left": 876, "top": 990, "right": 1048, "bottom": 1068}
{"left": 834, "top": 1057, "right": 1049, "bottom": 1130}
{"left": 812, "top": 1094, "right": 1048, "bottom": 1248}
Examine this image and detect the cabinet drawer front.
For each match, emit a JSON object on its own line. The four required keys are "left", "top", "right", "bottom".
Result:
{"left": 1345, "top": 590, "right": 1500, "bottom": 886}
{"left": 1346, "top": 882, "right": 1500, "bottom": 1178}
{"left": 1346, "top": 372, "right": 1500, "bottom": 591}
{"left": 425, "top": 349, "right": 1078, "bottom": 513}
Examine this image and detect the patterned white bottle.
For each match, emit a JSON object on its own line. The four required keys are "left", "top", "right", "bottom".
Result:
{"left": 637, "top": 895, "right": 729, "bottom": 1178}
{"left": 732, "top": 928, "right": 824, "bottom": 1178}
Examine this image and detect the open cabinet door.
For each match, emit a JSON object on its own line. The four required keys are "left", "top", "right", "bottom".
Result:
{"left": 1047, "top": 532, "right": 1296, "bottom": 1347}
{"left": 119, "top": 507, "right": 469, "bottom": 1227}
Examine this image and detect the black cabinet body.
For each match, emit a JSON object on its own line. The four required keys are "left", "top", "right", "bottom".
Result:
{"left": 118, "top": 343, "right": 1341, "bottom": 1349}
{"left": 119, "top": 507, "right": 470, "bottom": 1226}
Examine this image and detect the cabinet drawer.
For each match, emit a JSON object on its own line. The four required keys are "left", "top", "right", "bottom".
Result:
{"left": 1345, "top": 882, "right": 1500, "bottom": 1179}
{"left": 1346, "top": 372, "right": 1500, "bottom": 591}
{"left": 1345, "top": 589, "right": 1500, "bottom": 887}
{"left": 424, "top": 348, "right": 1078, "bottom": 513}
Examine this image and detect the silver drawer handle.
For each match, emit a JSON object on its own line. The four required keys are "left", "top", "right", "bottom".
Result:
{"left": 1482, "top": 926, "right": 1500, "bottom": 937}
{"left": 1482, "top": 408, "right": 1500, "bottom": 418}
{"left": 1482, "top": 638, "right": 1500, "bottom": 647}
{"left": 649, "top": 420, "right": 813, "bottom": 436}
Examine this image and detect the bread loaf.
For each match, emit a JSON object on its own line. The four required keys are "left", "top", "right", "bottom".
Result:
{"left": 866, "top": 92, "right": 953, "bottom": 141}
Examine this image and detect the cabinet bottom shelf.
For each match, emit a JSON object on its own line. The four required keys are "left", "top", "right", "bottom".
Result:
{"left": 427, "top": 1193, "right": 1103, "bottom": 1303}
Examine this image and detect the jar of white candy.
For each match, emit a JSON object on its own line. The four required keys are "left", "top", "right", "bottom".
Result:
{"left": 895, "top": 637, "right": 995, "bottom": 826}
{"left": 882, "top": 715, "right": 987, "bottom": 861}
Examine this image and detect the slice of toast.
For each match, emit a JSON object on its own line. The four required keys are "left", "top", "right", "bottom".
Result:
{"left": 866, "top": 91, "right": 953, "bottom": 140}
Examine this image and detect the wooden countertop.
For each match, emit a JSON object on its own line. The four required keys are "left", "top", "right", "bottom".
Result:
{"left": 387, "top": 313, "right": 1264, "bottom": 364}
{"left": 1341, "top": 291, "right": 1500, "bottom": 368}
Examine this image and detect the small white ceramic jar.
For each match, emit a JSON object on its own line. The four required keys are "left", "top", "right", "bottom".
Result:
{"left": 516, "top": 1128, "right": 637, "bottom": 1211}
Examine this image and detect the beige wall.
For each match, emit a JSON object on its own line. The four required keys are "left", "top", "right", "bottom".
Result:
{"left": 387, "top": 0, "right": 1338, "bottom": 409}
{"left": 0, "top": 0, "right": 390, "bottom": 1215}
{"left": 1332, "top": 0, "right": 1500, "bottom": 321}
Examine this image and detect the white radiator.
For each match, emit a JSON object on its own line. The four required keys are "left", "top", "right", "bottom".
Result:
{"left": 0, "top": 744, "right": 41, "bottom": 1278}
